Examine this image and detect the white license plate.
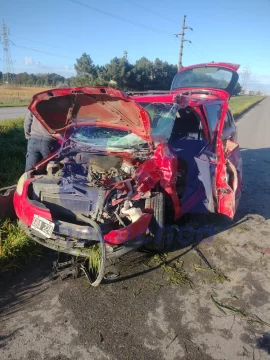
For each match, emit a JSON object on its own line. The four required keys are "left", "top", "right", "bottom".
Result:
{"left": 31, "top": 215, "right": 55, "bottom": 238}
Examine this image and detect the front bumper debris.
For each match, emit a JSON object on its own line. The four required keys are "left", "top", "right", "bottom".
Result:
{"left": 18, "top": 219, "right": 149, "bottom": 260}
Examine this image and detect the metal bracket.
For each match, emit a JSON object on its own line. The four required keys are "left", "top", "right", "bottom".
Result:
{"left": 52, "top": 257, "right": 81, "bottom": 280}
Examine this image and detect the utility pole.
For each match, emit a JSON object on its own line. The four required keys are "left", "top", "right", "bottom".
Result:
{"left": 0, "top": 21, "right": 14, "bottom": 85}
{"left": 174, "top": 15, "right": 193, "bottom": 71}
{"left": 123, "top": 51, "right": 128, "bottom": 60}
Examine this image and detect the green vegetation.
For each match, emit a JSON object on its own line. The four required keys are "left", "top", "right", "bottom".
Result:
{"left": 0, "top": 219, "right": 38, "bottom": 273}
{"left": 0, "top": 118, "right": 26, "bottom": 187}
{"left": 151, "top": 254, "right": 193, "bottom": 287}
{"left": 0, "top": 101, "right": 29, "bottom": 108}
{"left": 0, "top": 118, "right": 34, "bottom": 271}
{"left": 1, "top": 54, "right": 178, "bottom": 91}
{"left": 72, "top": 53, "right": 178, "bottom": 90}
{"left": 0, "top": 86, "right": 48, "bottom": 108}
{"left": 230, "top": 95, "right": 265, "bottom": 118}
{"left": 0, "top": 72, "right": 69, "bottom": 87}
{"left": 88, "top": 244, "right": 101, "bottom": 273}
{"left": 211, "top": 295, "right": 270, "bottom": 328}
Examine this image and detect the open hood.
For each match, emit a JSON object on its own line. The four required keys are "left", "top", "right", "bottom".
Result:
{"left": 170, "top": 62, "right": 240, "bottom": 99}
{"left": 28, "top": 86, "right": 152, "bottom": 142}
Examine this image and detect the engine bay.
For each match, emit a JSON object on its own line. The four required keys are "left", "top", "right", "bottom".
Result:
{"left": 29, "top": 151, "right": 146, "bottom": 229}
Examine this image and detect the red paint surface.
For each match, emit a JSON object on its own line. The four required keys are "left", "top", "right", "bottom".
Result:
{"left": 136, "top": 142, "right": 180, "bottom": 219}
{"left": 14, "top": 179, "right": 52, "bottom": 226}
{"left": 215, "top": 102, "right": 236, "bottom": 218}
{"left": 28, "top": 86, "right": 152, "bottom": 142}
{"left": 104, "top": 213, "right": 152, "bottom": 245}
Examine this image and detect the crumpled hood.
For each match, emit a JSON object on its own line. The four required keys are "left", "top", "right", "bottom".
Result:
{"left": 28, "top": 86, "right": 152, "bottom": 142}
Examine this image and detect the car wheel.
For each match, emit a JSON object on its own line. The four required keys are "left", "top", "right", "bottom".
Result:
{"left": 144, "top": 192, "right": 165, "bottom": 252}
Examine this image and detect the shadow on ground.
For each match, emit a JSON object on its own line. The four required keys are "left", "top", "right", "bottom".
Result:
{"left": 1, "top": 147, "right": 270, "bottom": 289}
{"left": 0, "top": 250, "right": 55, "bottom": 323}
{"left": 1, "top": 145, "right": 270, "bottom": 359}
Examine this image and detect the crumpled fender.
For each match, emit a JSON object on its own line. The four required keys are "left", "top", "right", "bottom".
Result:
{"left": 135, "top": 142, "right": 181, "bottom": 219}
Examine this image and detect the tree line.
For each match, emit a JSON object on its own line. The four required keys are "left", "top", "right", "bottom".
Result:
{"left": 0, "top": 71, "right": 70, "bottom": 87}
{"left": 71, "top": 53, "right": 178, "bottom": 91}
{"left": 0, "top": 53, "right": 244, "bottom": 94}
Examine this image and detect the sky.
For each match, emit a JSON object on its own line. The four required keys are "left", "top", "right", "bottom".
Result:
{"left": 1, "top": 0, "right": 270, "bottom": 92}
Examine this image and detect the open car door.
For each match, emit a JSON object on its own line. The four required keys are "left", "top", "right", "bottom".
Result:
{"left": 214, "top": 102, "right": 242, "bottom": 218}
{"left": 195, "top": 102, "right": 242, "bottom": 218}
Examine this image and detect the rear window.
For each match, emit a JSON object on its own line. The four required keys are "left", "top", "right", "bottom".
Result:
{"left": 171, "top": 66, "right": 234, "bottom": 91}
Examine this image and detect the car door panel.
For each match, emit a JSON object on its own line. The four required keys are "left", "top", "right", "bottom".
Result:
{"left": 223, "top": 139, "right": 242, "bottom": 202}
{"left": 203, "top": 102, "right": 241, "bottom": 218}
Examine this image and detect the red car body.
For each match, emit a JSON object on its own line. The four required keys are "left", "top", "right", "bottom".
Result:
{"left": 14, "top": 62, "right": 242, "bottom": 268}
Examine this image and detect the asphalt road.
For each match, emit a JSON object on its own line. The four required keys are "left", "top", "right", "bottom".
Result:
{"left": 0, "top": 106, "right": 27, "bottom": 121}
{"left": 1, "top": 98, "right": 270, "bottom": 360}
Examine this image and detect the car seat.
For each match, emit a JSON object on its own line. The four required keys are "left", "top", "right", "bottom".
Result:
{"left": 170, "top": 109, "right": 201, "bottom": 141}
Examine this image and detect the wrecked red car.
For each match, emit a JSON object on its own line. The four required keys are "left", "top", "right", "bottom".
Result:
{"left": 13, "top": 62, "right": 242, "bottom": 285}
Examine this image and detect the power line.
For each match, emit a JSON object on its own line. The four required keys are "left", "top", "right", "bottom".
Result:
{"left": 67, "top": 0, "right": 173, "bottom": 37}
{"left": 126, "top": 2, "right": 213, "bottom": 63}
{"left": 126, "top": 0, "right": 179, "bottom": 25}
{"left": 190, "top": 43, "right": 208, "bottom": 62}
{"left": 187, "top": 43, "right": 203, "bottom": 62}
{"left": 14, "top": 61, "right": 74, "bottom": 71}
{"left": 191, "top": 32, "right": 214, "bottom": 56}
{"left": 11, "top": 42, "right": 75, "bottom": 61}
{"left": 9, "top": 35, "right": 68, "bottom": 51}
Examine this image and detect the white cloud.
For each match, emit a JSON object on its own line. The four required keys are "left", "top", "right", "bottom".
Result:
{"left": 24, "top": 56, "right": 33, "bottom": 65}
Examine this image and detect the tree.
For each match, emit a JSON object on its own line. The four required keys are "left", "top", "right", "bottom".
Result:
{"left": 103, "top": 56, "right": 135, "bottom": 90}
{"left": 132, "top": 57, "right": 154, "bottom": 90}
{"left": 150, "top": 58, "right": 177, "bottom": 90}
{"left": 74, "top": 53, "right": 97, "bottom": 85}
{"left": 2, "top": 53, "right": 182, "bottom": 91}
{"left": 232, "top": 82, "right": 242, "bottom": 96}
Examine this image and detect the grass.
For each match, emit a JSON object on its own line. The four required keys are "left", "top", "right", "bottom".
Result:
{"left": 0, "top": 118, "right": 34, "bottom": 271}
{"left": 0, "top": 86, "right": 265, "bottom": 115}
{"left": 88, "top": 244, "right": 101, "bottom": 273}
{"left": 193, "top": 247, "right": 230, "bottom": 283}
{"left": 0, "top": 219, "right": 39, "bottom": 273}
{"left": 0, "top": 85, "right": 48, "bottom": 107}
{"left": 229, "top": 95, "right": 265, "bottom": 118}
{"left": 151, "top": 254, "right": 193, "bottom": 287}
{"left": 0, "top": 118, "right": 26, "bottom": 187}
{"left": 211, "top": 295, "right": 270, "bottom": 328}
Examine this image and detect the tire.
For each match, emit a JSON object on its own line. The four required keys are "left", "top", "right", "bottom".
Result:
{"left": 144, "top": 192, "right": 165, "bottom": 252}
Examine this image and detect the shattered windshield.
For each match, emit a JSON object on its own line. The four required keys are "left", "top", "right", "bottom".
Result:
{"left": 70, "top": 102, "right": 178, "bottom": 148}
{"left": 138, "top": 102, "right": 179, "bottom": 142}
{"left": 70, "top": 127, "right": 147, "bottom": 149}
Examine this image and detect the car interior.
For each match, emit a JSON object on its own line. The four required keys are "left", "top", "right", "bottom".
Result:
{"left": 168, "top": 108, "right": 208, "bottom": 198}
{"left": 169, "top": 108, "right": 205, "bottom": 141}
